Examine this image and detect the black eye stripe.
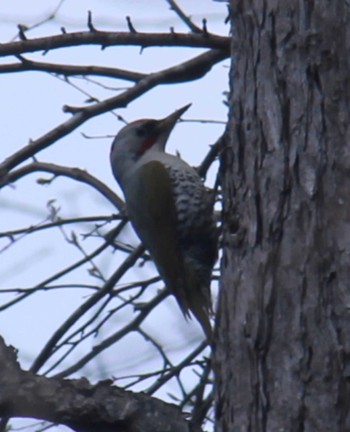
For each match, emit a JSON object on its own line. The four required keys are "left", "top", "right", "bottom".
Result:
{"left": 136, "top": 120, "right": 157, "bottom": 137}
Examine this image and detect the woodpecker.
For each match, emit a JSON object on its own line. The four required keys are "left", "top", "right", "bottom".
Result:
{"left": 110, "top": 105, "right": 217, "bottom": 339}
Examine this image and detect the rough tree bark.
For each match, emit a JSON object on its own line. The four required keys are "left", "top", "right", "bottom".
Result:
{"left": 216, "top": 1, "right": 350, "bottom": 431}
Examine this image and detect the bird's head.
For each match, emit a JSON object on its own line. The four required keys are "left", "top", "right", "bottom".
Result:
{"left": 110, "top": 104, "right": 191, "bottom": 184}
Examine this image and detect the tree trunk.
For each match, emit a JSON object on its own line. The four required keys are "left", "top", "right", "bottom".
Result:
{"left": 215, "top": 1, "right": 350, "bottom": 431}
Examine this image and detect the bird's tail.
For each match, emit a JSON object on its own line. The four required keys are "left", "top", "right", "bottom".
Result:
{"left": 182, "top": 262, "right": 213, "bottom": 342}
{"left": 188, "top": 294, "right": 213, "bottom": 341}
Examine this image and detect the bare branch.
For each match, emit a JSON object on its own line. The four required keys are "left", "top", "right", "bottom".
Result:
{"left": 0, "top": 57, "right": 145, "bottom": 81}
{"left": 0, "top": 284, "right": 99, "bottom": 295}
{"left": 146, "top": 340, "right": 208, "bottom": 395}
{"left": 30, "top": 244, "right": 145, "bottom": 373}
{"left": 13, "top": 0, "right": 67, "bottom": 37}
{"left": 0, "top": 223, "right": 125, "bottom": 312}
{"left": 43, "top": 282, "right": 157, "bottom": 375}
{"left": 167, "top": 0, "right": 203, "bottom": 33}
{"left": 6, "top": 161, "right": 125, "bottom": 211}
{"left": 0, "top": 215, "right": 120, "bottom": 238}
{"left": 0, "top": 336, "right": 193, "bottom": 432}
{"left": 0, "top": 31, "right": 229, "bottom": 57}
{"left": 0, "top": 49, "right": 228, "bottom": 181}
{"left": 197, "top": 132, "right": 226, "bottom": 179}
{"left": 53, "top": 289, "right": 169, "bottom": 378}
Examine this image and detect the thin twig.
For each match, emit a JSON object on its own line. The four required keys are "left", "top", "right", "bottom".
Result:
{"left": 197, "top": 133, "right": 225, "bottom": 179}
{"left": 146, "top": 340, "right": 209, "bottom": 395}
{"left": 5, "top": 161, "right": 125, "bottom": 211}
{"left": 0, "top": 215, "right": 120, "bottom": 238}
{"left": 126, "top": 16, "right": 137, "bottom": 33}
{"left": 0, "top": 223, "right": 125, "bottom": 313}
{"left": 53, "top": 288, "right": 169, "bottom": 378}
{"left": 0, "top": 57, "right": 145, "bottom": 81}
{"left": 167, "top": 0, "right": 202, "bottom": 33}
{"left": 30, "top": 243, "right": 145, "bottom": 373}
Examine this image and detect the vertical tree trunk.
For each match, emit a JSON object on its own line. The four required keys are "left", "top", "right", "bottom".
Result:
{"left": 215, "top": 1, "right": 350, "bottom": 431}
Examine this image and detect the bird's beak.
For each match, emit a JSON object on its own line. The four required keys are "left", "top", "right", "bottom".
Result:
{"left": 155, "top": 104, "right": 191, "bottom": 149}
{"left": 158, "top": 104, "right": 191, "bottom": 129}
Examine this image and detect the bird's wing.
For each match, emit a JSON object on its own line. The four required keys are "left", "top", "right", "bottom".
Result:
{"left": 125, "top": 160, "right": 190, "bottom": 314}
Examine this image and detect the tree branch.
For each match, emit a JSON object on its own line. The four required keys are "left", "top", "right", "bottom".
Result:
{"left": 197, "top": 132, "right": 226, "bottom": 179}
{"left": 0, "top": 223, "right": 126, "bottom": 313}
{"left": 0, "top": 30, "right": 229, "bottom": 57}
{"left": 167, "top": 0, "right": 203, "bottom": 33}
{"left": 53, "top": 289, "right": 169, "bottom": 378}
{"left": 0, "top": 215, "right": 120, "bottom": 239}
{"left": 0, "top": 48, "right": 228, "bottom": 182}
{"left": 0, "top": 336, "right": 193, "bottom": 432}
{"left": 30, "top": 244, "right": 145, "bottom": 373}
{"left": 0, "top": 57, "right": 145, "bottom": 81}
{"left": 6, "top": 161, "right": 125, "bottom": 211}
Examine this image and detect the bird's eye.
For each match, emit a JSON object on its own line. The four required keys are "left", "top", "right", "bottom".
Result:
{"left": 135, "top": 126, "right": 146, "bottom": 137}
{"left": 136, "top": 120, "right": 157, "bottom": 137}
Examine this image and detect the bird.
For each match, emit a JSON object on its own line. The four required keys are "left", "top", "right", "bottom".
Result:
{"left": 110, "top": 105, "right": 218, "bottom": 340}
